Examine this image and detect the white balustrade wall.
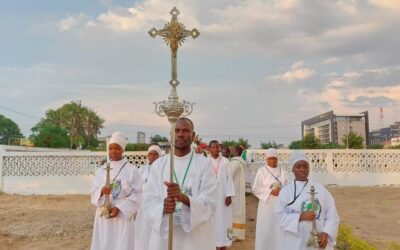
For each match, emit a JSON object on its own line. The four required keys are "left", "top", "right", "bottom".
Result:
{"left": 1, "top": 146, "right": 400, "bottom": 195}
{"left": 244, "top": 149, "right": 400, "bottom": 190}
{"left": 0, "top": 146, "right": 148, "bottom": 195}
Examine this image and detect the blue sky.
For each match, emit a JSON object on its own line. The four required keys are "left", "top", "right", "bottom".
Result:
{"left": 1, "top": 0, "right": 400, "bottom": 147}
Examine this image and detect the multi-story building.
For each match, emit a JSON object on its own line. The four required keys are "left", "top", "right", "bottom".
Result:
{"left": 302, "top": 111, "right": 369, "bottom": 147}
{"left": 369, "top": 122, "right": 400, "bottom": 145}
{"left": 137, "top": 131, "right": 146, "bottom": 144}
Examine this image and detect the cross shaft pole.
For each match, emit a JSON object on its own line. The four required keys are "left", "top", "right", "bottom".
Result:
{"left": 149, "top": 7, "right": 198, "bottom": 250}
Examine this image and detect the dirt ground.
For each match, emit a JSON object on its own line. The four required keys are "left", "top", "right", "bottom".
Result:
{"left": 0, "top": 187, "right": 399, "bottom": 250}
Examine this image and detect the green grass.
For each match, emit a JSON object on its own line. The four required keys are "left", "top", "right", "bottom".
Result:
{"left": 335, "top": 224, "right": 377, "bottom": 250}
{"left": 386, "top": 241, "right": 400, "bottom": 250}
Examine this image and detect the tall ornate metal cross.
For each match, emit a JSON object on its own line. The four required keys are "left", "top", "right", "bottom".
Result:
{"left": 148, "top": 7, "right": 199, "bottom": 250}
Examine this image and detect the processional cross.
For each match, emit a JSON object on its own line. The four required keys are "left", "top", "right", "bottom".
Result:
{"left": 148, "top": 7, "right": 199, "bottom": 250}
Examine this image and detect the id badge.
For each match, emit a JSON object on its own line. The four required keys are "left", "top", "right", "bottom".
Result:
{"left": 174, "top": 202, "right": 182, "bottom": 225}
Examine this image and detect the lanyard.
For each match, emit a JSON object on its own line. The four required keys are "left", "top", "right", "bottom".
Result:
{"left": 265, "top": 165, "right": 282, "bottom": 186}
{"left": 286, "top": 180, "right": 308, "bottom": 207}
{"left": 211, "top": 156, "right": 221, "bottom": 176}
{"left": 173, "top": 151, "right": 194, "bottom": 189}
{"left": 112, "top": 162, "right": 128, "bottom": 183}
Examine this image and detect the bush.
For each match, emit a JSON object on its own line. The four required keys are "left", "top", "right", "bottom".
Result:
{"left": 125, "top": 143, "right": 149, "bottom": 151}
{"left": 335, "top": 224, "right": 376, "bottom": 250}
{"left": 387, "top": 241, "right": 400, "bottom": 250}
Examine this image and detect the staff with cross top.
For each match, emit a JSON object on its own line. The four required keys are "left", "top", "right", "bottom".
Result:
{"left": 144, "top": 7, "right": 217, "bottom": 250}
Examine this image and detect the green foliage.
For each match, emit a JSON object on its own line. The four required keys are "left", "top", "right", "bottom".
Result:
{"left": 0, "top": 114, "right": 23, "bottom": 145}
{"left": 368, "top": 144, "right": 384, "bottom": 149}
{"left": 320, "top": 143, "right": 345, "bottom": 149}
{"left": 336, "top": 224, "right": 376, "bottom": 250}
{"left": 31, "top": 100, "right": 104, "bottom": 149}
{"left": 150, "top": 134, "right": 169, "bottom": 143}
{"left": 302, "top": 133, "right": 320, "bottom": 149}
{"left": 289, "top": 135, "right": 345, "bottom": 149}
{"left": 390, "top": 144, "right": 400, "bottom": 149}
{"left": 260, "top": 140, "right": 279, "bottom": 149}
{"left": 342, "top": 131, "right": 364, "bottom": 149}
{"left": 289, "top": 140, "right": 303, "bottom": 149}
{"left": 222, "top": 138, "right": 251, "bottom": 149}
{"left": 125, "top": 143, "right": 149, "bottom": 151}
{"left": 30, "top": 122, "right": 70, "bottom": 148}
{"left": 386, "top": 241, "right": 400, "bottom": 250}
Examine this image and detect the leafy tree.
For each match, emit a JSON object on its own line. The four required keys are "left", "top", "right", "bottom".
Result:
{"left": 289, "top": 140, "right": 303, "bottom": 149}
{"left": 260, "top": 140, "right": 279, "bottom": 149}
{"left": 222, "top": 138, "right": 251, "bottom": 149}
{"left": 0, "top": 114, "right": 23, "bottom": 145}
{"left": 32, "top": 100, "right": 104, "bottom": 149}
{"left": 302, "top": 133, "right": 321, "bottom": 149}
{"left": 30, "top": 122, "right": 69, "bottom": 148}
{"left": 83, "top": 108, "right": 104, "bottom": 148}
{"left": 150, "top": 134, "right": 169, "bottom": 144}
{"left": 342, "top": 131, "right": 364, "bottom": 149}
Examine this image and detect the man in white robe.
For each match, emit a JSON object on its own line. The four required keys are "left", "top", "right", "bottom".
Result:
{"left": 135, "top": 144, "right": 162, "bottom": 250}
{"left": 275, "top": 151, "right": 340, "bottom": 250}
{"left": 252, "top": 148, "right": 289, "bottom": 250}
{"left": 141, "top": 118, "right": 217, "bottom": 250}
{"left": 209, "top": 140, "right": 235, "bottom": 249}
{"left": 229, "top": 146, "right": 246, "bottom": 241}
{"left": 91, "top": 131, "right": 143, "bottom": 250}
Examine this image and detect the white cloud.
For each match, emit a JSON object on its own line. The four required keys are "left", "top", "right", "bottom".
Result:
{"left": 58, "top": 13, "right": 88, "bottom": 32}
{"left": 324, "top": 57, "right": 341, "bottom": 64}
{"left": 370, "top": 0, "right": 400, "bottom": 12}
{"left": 268, "top": 61, "right": 315, "bottom": 83}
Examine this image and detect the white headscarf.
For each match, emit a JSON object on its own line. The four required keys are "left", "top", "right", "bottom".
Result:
{"left": 289, "top": 150, "right": 314, "bottom": 183}
{"left": 265, "top": 148, "right": 278, "bottom": 159}
{"left": 109, "top": 131, "right": 128, "bottom": 151}
{"left": 289, "top": 150, "right": 309, "bottom": 169}
{"left": 148, "top": 145, "right": 162, "bottom": 156}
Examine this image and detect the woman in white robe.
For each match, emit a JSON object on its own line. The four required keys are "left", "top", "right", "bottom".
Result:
{"left": 274, "top": 151, "right": 340, "bottom": 250}
{"left": 209, "top": 140, "right": 235, "bottom": 249}
{"left": 252, "top": 148, "right": 289, "bottom": 250}
{"left": 90, "top": 131, "right": 143, "bottom": 250}
{"left": 135, "top": 145, "right": 161, "bottom": 250}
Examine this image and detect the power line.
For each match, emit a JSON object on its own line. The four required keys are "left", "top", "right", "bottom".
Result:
{"left": 0, "top": 104, "right": 41, "bottom": 120}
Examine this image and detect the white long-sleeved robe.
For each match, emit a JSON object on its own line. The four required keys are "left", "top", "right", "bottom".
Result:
{"left": 138, "top": 163, "right": 151, "bottom": 183}
{"left": 210, "top": 156, "right": 235, "bottom": 247}
{"left": 135, "top": 163, "right": 152, "bottom": 250}
{"left": 275, "top": 181, "right": 340, "bottom": 250}
{"left": 252, "top": 165, "right": 289, "bottom": 250}
{"left": 90, "top": 159, "right": 143, "bottom": 250}
{"left": 229, "top": 156, "right": 246, "bottom": 240}
{"left": 141, "top": 150, "right": 218, "bottom": 250}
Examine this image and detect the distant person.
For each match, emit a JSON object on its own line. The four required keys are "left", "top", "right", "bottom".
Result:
{"left": 135, "top": 144, "right": 162, "bottom": 250}
{"left": 209, "top": 140, "right": 235, "bottom": 249}
{"left": 275, "top": 151, "right": 340, "bottom": 250}
{"left": 229, "top": 146, "right": 246, "bottom": 241}
{"left": 138, "top": 145, "right": 162, "bottom": 183}
{"left": 90, "top": 131, "right": 143, "bottom": 250}
{"left": 253, "top": 148, "right": 289, "bottom": 250}
{"left": 221, "top": 147, "right": 230, "bottom": 159}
